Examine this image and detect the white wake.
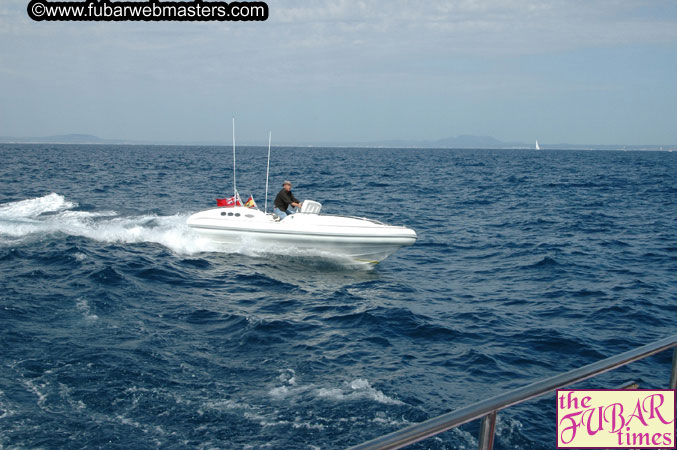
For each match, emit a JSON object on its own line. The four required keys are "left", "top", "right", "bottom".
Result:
{"left": 0, "top": 193, "right": 216, "bottom": 255}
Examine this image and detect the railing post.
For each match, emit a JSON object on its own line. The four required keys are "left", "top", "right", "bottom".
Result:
{"left": 477, "top": 411, "right": 497, "bottom": 450}
{"left": 670, "top": 348, "right": 677, "bottom": 390}
{"left": 617, "top": 381, "right": 639, "bottom": 390}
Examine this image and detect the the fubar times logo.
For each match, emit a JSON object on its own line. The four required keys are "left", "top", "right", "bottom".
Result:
{"left": 557, "top": 389, "right": 675, "bottom": 448}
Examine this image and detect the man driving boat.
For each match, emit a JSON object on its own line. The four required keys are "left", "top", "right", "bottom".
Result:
{"left": 273, "top": 180, "right": 302, "bottom": 219}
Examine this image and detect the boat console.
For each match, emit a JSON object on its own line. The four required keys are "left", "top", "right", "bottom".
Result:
{"left": 300, "top": 200, "right": 322, "bottom": 214}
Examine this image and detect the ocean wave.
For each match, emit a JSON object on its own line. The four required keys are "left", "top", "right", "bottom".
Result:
{"left": 0, "top": 390, "right": 14, "bottom": 420}
{"left": 87, "top": 266, "right": 126, "bottom": 285}
{"left": 523, "top": 256, "right": 561, "bottom": 269}
{"left": 325, "top": 307, "right": 462, "bottom": 343}
{"left": 269, "top": 376, "right": 403, "bottom": 406}
{"left": 315, "top": 379, "right": 403, "bottom": 405}
{"left": 76, "top": 298, "right": 99, "bottom": 322}
{"left": 0, "top": 192, "right": 76, "bottom": 218}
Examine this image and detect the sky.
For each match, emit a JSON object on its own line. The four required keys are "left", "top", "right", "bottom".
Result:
{"left": 1, "top": 0, "right": 677, "bottom": 145}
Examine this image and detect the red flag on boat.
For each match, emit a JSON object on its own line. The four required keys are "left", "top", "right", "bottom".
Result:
{"left": 216, "top": 196, "right": 242, "bottom": 207}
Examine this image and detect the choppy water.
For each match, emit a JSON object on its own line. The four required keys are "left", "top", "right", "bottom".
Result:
{"left": 1, "top": 144, "right": 675, "bottom": 449}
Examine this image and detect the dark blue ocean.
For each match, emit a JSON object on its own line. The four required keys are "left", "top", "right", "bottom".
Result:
{"left": 1, "top": 144, "right": 675, "bottom": 449}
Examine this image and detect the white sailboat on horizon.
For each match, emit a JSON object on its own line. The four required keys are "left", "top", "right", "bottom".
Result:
{"left": 535, "top": 140, "right": 541, "bottom": 150}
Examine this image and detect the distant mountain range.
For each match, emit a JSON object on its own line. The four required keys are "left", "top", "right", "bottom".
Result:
{"left": 0, "top": 133, "right": 674, "bottom": 150}
{"left": 356, "top": 135, "right": 524, "bottom": 148}
{"left": 0, "top": 133, "right": 523, "bottom": 147}
{"left": 0, "top": 134, "right": 129, "bottom": 144}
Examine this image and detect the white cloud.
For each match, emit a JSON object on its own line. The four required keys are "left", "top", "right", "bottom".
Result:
{"left": 266, "top": 0, "right": 677, "bottom": 55}
{"left": 0, "top": 0, "right": 676, "bottom": 142}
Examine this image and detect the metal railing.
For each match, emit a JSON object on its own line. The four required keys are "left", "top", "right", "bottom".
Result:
{"left": 348, "top": 335, "right": 677, "bottom": 450}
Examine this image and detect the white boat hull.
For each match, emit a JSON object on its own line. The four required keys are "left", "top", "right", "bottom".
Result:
{"left": 187, "top": 207, "right": 416, "bottom": 264}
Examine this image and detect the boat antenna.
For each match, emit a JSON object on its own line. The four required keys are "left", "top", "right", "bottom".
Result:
{"left": 232, "top": 117, "right": 237, "bottom": 197}
{"left": 265, "top": 131, "right": 271, "bottom": 213}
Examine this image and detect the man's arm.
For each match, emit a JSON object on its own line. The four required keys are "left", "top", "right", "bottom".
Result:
{"left": 290, "top": 193, "right": 301, "bottom": 208}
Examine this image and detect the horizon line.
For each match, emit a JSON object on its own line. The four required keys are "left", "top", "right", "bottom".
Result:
{"left": 1, "top": 133, "right": 676, "bottom": 150}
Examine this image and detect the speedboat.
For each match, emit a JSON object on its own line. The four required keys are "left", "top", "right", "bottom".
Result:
{"left": 188, "top": 120, "right": 416, "bottom": 264}
{"left": 187, "top": 200, "right": 417, "bottom": 264}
